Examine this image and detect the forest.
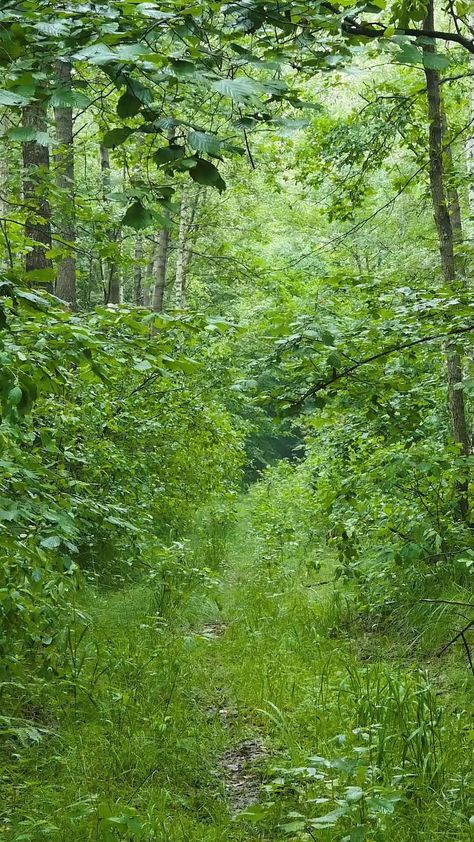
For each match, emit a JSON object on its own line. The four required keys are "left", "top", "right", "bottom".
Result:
{"left": 1, "top": 0, "right": 474, "bottom": 839}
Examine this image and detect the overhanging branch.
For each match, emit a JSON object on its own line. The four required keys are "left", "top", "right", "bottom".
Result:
{"left": 341, "top": 19, "right": 474, "bottom": 54}
{"left": 293, "top": 323, "right": 474, "bottom": 405}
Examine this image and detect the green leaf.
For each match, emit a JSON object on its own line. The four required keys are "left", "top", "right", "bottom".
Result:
{"left": 422, "top": 52, "right": 451, "bottom": 70}
{"left": 128, "top": 79, "right": 154, "bottom": 104}
{"left": 345, "top": 786, "right": 364, "bottom": 802}
{"left": 236, "top": 803, "right": 269, "bottom": 822}
{"left": 103, "top": 127, "right": 135, "bottom": 148}
{"left": 350, "top": 827, "right": 367, "bottom": 842}
{"left": 394, "top": 43, "right": 423, "bottom": 64}
{"left": 35, "top": 21, "right": 68, "bottom": 36}
{"left": 50, "top": 89, "right": 92, "bottom": 108}
{"left": 188, "top": 130, "right": 223, "bottom": 157}
{"left": 135, "top": 4, "right": 175, "bottom": 19}
{"left": 327, "top": 351, "right": 341, "bottom": 368}
{"left": 366, "top": 795, "right": 402, "bottom": 814}
{"left": 281, "top": 820, "right": 307, "bottom": 832}
{"left": 7, "top": 386, "right": 22, "bottom": 406}
{"left": 26, "top": 268, "right": 56, "bottom": 283}
{"left": 105, "top": 516, "right": 140, "bottom": 532}
{"left": 15, "top": 289, "right": 50, "bottom": 308}
{"left": 122, "top": 200, "right": 154, "bottom": 229}
{"left": 0, "top": 508, "right": 17, "bottom": 521}
{"left": 74, "top": 43, "right": 116, "bottom": 65}
{"left": 212, "top": 77, "right": 264, "bottom": 100}
{"left": 134, "top": 359, "right": 153, "bottom": 371}
{"left": 0, "top": 89, "right": 32, "bottom": 106}
{"left": 153, "top": 144, "right": 185, "bottom": 164}
{"left": 170, "top": 58, "right": 198, "bottom": 76}
{"left": 117, "top": 91, "right": 142, "bottom": 118}
{"left": 40, "top": 535, "right": 61, "bottom": 549}
{"left": 7, "top": 127, "right": 52, "bottom": 144}
{"left": 189, "top": 158, "right": 226, "bottom": 192}
{"left": 271, "top": 117, "right": 309, "bottom": 132}
{"left": 309, "top": 807, "right": 347, "bottom": 827}
{"left": 320, "top": 329, "right": 335, "bottom": 346}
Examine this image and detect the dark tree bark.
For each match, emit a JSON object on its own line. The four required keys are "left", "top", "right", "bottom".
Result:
{"left": 22, "top": 101, "right": 53, "bottom": 290}
{"left": 54, "top": 60, "right": 76, "bottom": 307}
{"left": 423, "top": 0, "right": 471, "bottom": 518}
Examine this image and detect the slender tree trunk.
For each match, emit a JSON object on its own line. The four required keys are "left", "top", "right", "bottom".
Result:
{"left": 0, "top": 111, "right": 12, "bottom": 269}
{"left": 152, "top": 222, "right": 170, "bottom": 312}
{"left": 134, "top": 234, "right": 143, "bottom": 305}
{"left": 100, "top": 143, "right": 120, "bottom": 304}
{"left": 175, "top": 188, "right": 200, "bottom": 308}
{"left": 22, "top": 101, "right": 53, "bottom": 290}
{"left": 423, "top": 2, "right": 470, "bottom": 518}
{"left": 467, "top": 14, "right": 474, "bottom": 221}
{"left": 109, "top": 230, "right": 122, "bottom": 305}
{"left": 143, "top": 247, "right": 154, "bottom": 308}
{"left": 54, "top": 60, "right": 76, "bottom": 307}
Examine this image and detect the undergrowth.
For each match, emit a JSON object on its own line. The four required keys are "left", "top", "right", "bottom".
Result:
{"left": 1, "top": 498, "right": 473, "bottom": 841}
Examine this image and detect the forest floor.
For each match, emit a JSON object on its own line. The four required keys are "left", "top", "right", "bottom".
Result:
{"left": 2, "top": 502, "right": 473, "bottom": 841}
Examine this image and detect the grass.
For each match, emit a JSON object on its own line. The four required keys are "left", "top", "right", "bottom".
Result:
{"left": 1, "top": 500, "right": 473, "bottom": 841}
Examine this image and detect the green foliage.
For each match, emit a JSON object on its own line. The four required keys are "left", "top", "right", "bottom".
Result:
{"left": 0, "top": 283, "right": 243, "bottom": 697}
{"left": 2, "top": 3, "right": 474, "bottom": 841}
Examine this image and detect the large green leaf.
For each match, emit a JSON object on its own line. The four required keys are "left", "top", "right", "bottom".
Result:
{"left": 7, "top": 126, "right": 52, "bottom": 144}
{"left": 188, "top": 130, "right": 223, "bottom": 157}
{"left": 394, "top": 43, "right": 423, "bottom": 64}
{"left": 117, "top": 91, "right": 142, "bottom": 118}
{"left": 128, "top": 78, "right": 154, "bottom": 104}
{"left": 189, "top": 158, "right": 226, "bottom": 192}
{"left": 212, "top": 77, "right": 264, "bottom": 100}
{"left": 50, "top": 89, "right": 92, "bottom": 108}
{"left": 74, "top": 43, "right": 116, "bottom": 65}
{"left": 122, "top": 200, "right": 154, "bottom": 229}
{"left": 0, "top": 89, "right": 32, "bottom": 106}
{"left": 34, "top": 21, "right": 68, "bottom": 36}
{"left": 153, "top": 144, "right": 186, "bottom": 164}
{"left": 102, "top": 127, "right": 135, "bottom": 148}
{"left": 422, "top": 52, "right": 451, "bottom": 70}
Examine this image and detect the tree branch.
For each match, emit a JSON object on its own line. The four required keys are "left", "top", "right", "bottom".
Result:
{"left": 292, "top": 323, "right": 474, "bottom": 405}
{"left": 341, "top": 19, "right": 474, "bottom": 54}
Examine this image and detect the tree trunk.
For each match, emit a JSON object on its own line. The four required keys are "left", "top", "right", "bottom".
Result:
{"left": 22, "top": 101, "right": 53, "bottom": 290}
{"left": 143, "top": 247, "right": 154, "bottom": 308}
{"left": 175, "top": 188, "right": 200, "bottom": 308}
{"left": 467, "top": 14, "right": 474, "bottom": 221}
{"left": 423, "top": 1, "right": 470, "bottom": 518}
{"left": 0, "top": 111, "right": 12, "bottom": 269}
{"left": 134, "top": 234, "right": 143, "bottom": 305}
{"left": 54, "top": 60, "right": 76, "bottom": 307}
{"left": 152, "top": 222, "right": 170, "bottom": 312}
{"left": 100, "top": 143, "right": 121, "bottom": 304}
{"left": 108, "top": 234, "right": 121, "bottom": 305}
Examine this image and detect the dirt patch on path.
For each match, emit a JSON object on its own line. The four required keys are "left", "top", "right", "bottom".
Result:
{"left": 220, "top": 739, "right": 268, "bottom": 813}
{"left": 194, "top": 621, "right": 227, "bottom": 640}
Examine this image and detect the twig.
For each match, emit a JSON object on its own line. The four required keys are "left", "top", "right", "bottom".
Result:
{"left": 437, "top": 619, "right": 474, "bottom": 656}
{"left": 421, "top": 598, "right": 474, "bottom": 607}
{"left": 461, "top": 632, "right": 474, "bottom": 675}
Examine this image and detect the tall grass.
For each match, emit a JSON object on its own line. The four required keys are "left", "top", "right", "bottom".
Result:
{"left": 1, "top": 500, "right": 473, "bottom": 841}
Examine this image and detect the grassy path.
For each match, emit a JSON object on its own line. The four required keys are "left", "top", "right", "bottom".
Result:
{"left": 3, "top": 505, "right": 473, "bottom": 841}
